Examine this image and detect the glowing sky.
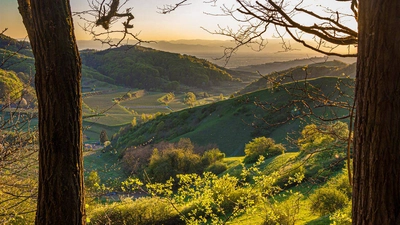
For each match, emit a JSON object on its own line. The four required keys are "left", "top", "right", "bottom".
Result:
{"left": 1, "top": 0, "right": 242, "bottom": 40}
{"left": 1, "top": 0, "right": 356, "bottom": 41}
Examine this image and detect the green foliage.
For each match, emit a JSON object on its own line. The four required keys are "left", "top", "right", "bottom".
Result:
{"left": 330, "top": 203, "right": 352, "bottom": 225}
{"left": 158, "top": 92, "right": 175, "bottom": 105}
{"left": 80, "top": 46, "right": 234, "bottom": 91}
{"left": 0, "top": 69, "right": 24, "bottom": 102}
{"left": 131, "top": 117, "right": 137, "bottom": 127}
{"left": 147, "top": 148, "right": 202, "bottom": 183}
{"left": 326, "top": 170, "right": 352, "bottom": 199}
{"left": 263, "top": 192, "right": 303, "bottom": 225}
{"left": 143, "top": 159, "right": 280, "bottom": 224}
{"left": 122, "top": 139, "right": 226, "bottom": 180}
{"left": 184, "top": 92, "right": 197, "bottom": 107}
{"left": 310, "top": 188, "right": 349, "bottom": 215}
{"left": 114, "top": 77, "right": 354, "bottom": 156}
{"left": 88, "top": 197, "right": 181, "bottom": 225}
{"left": 274, "top": 162, "right": 306, "bottom": 187}
{"left": 244, "top": 137, "right": 285, "bottom": 163}
{"left": 141, "top": 113, "right": 156, "bottom": 122}
{"left": 298, "top": 122, "right": 350, "bottom": 179}
{"left": 205, "top": 161, "right": 228, "bottom": 175}
{"left": 298, "top": 122, "right": 348, "bottom": 153}
{"left": 201, "top": 148, "right": 225, "bottom": 166}
{"left": 85, "top": 170, "right": 101, "bottom": 192}
{"left": 162, "top": 172, "right": 260, "bottom": 224}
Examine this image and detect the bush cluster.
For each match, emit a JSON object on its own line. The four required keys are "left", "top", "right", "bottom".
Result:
{"left": 310, "top": 187, "right": 348, "bottom": 215}
{"left": 244, "top": 137, "right": 285, "bottom": 163}
{"left": 122, "top": 138, "right": 227, "bottom": 182}
{"left": 310, "top": 171, "right": 352, "bottom": 216}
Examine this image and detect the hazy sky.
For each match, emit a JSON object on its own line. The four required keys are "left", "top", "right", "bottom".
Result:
{"left": 1, "top": 0, "right": 356, "bottom": 42}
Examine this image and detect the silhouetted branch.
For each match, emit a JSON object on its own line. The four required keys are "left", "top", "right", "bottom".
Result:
{"left": 163, "top": 0, "right": 358, "bottom": 58}
{"left": 158, "top": 0, "right": 191, "bottom": 14}
{"left": 74, "top": 0, "right": 153, "bottom": 47}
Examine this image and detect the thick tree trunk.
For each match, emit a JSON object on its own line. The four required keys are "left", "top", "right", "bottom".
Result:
{"left": 17, "top": 0, "right": 85, "bottom": 224}
{"left": 353, "top": 0, "right": 400, "bottom": 224}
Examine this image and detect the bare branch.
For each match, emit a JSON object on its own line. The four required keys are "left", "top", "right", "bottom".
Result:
{"left": 158, "top": 0, "right": 191, "bottom": 14}
{"left": 204, "top": 0, "right": 358, "bottom": 57}
{"left": 73, "top": 0, "right": 152, "bottom": 47}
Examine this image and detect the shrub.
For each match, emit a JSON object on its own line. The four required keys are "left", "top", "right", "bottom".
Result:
{"left": 263, "top": 192, "right": 302, "bottom": 225}
{"left": 310, "top": 187, "right": 348, "bottom": 215}
{"left": 330, "top": 203, "right": 352, "bottom": 225}
{"left": 88, "top": 197, "right": 182, "bottom": 225}
{"left": 328, "top": 171, "right": 352, "bottom": 198}
{"left": 244, "top": 137, "right": 285, "bottom": 163}
{"left": 298, "top": 122, "right": 349, "bottom": 156}
{"left": 205, "top": 161, "right": 228, "bottom": 175}
{"left": 85, "top": 171, "right": 101, "bottom": 192}
{"left": 184, "top": 92, "right": 196, "bottom": 106}
{"left": 201, "top": 148, "right": 225, "bottom": 166}
{"left": 274, "top": 162, "right": 305, "bottom": 187}
{"left": 147, "top": 148, "right": 202, "bottom": 182}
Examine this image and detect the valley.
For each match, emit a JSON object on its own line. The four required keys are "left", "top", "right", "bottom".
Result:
{"left": 1, "top": 34, "right": 355, "bottom": 224}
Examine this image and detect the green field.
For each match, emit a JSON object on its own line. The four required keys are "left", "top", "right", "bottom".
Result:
{"left": 81, "top": 86, "right": 233, "bottom": 143}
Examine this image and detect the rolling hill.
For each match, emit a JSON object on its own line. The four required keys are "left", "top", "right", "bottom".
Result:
{"left": 1, "top": 35, "right": 243, "bottom": 93}
{"left": 239, "top": 60, "right": 356, "bottom": 94}
{"left": 112, "top": 76, "right": 355, "bottom": 156}
{"left": 80, "top": 45, "right": 239, "bottom": 92}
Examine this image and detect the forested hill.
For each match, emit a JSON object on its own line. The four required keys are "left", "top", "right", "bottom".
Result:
{"left": 0, "top": 34, "right": 32, "bottom": 58}
{"left": 80, "top": 45, "right": 236, "bottom": 91}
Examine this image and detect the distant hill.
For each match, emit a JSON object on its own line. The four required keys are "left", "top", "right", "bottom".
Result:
{"left": 233, "top": 56, "right": 356, "bottom": 74}
{"left": 0, "top": 34, "right": 32, "bottom": 58}
{"left": 239, "top": 60, "right": 356, "bottom": 94}
{"left": 0, "top": 35, "right": 122, "bottom": 90}
{"left": 112, "top": 76, "right": 354, "bottom": 156}
{"left": 80, "top": 45, "right": 237, "bottom": 92}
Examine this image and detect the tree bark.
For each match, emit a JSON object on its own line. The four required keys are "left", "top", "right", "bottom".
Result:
{"left": 353, "top": 0, "right": 400, "bottom": 224}
{"left": 17, "top": 0, "right": 85, "bottom": 224}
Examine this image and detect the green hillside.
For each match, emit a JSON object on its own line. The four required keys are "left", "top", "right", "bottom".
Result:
{"left": 240, "top": 60, "right": 356, "bottom": 94}
{"left": 113, "top": 76, "right": 354, "bottom": 156}
{"left": 80, "top": 45, "right": 237, "bottom": 91}
{"left": 0, "top": 34, "right": 33, "bottom": 57}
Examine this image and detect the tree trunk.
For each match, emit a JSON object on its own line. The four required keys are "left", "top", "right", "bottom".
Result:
{"left": 353, "top": 0, "right": 400, "bottom": 224}
{"left": 17, "top": 0, "right": 85, "bottom": 224}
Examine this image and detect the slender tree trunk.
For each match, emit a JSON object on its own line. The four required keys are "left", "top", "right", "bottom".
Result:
{"left": 353, "top": 0, "right": 400, "bottom": 224}
{"left": 17, "top": 0, "right": 85, "bottom": 224}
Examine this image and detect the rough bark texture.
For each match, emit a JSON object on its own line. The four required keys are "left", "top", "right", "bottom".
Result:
{"left": 17, "top": 0, "right": 85, "bottom": 224}
{"left": 353, "top": 0, "right": 400, "bottom": 224}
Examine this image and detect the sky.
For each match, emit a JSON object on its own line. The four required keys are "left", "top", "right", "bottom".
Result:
{"left": 1, "top": 0, "right": 356, "bottom": 42}
{"left": 1, "top": 0, "right": 241, "bottom": 40}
